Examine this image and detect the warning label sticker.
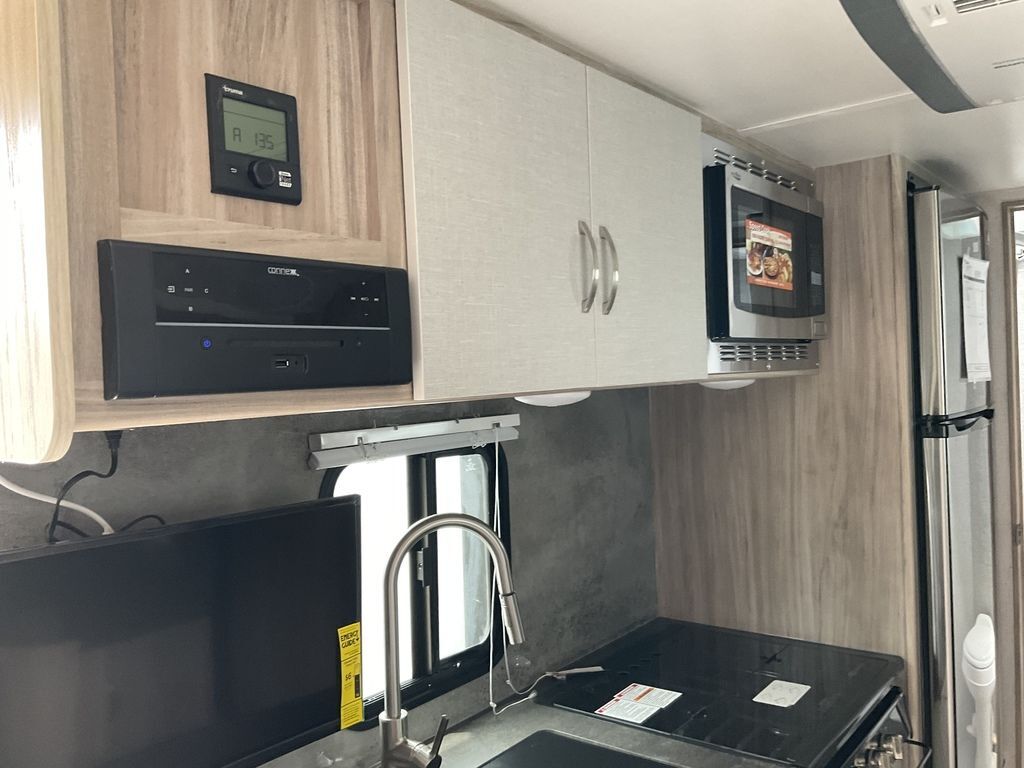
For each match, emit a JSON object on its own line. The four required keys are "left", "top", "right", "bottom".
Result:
{"left": 613, "top": 683, "right": 683, "bottom": 709}
{"left": 596, "top": 681, "right": 683, "bottom": 723}
{"left": 596, "top": 697, "right": 661, "bottom": 724}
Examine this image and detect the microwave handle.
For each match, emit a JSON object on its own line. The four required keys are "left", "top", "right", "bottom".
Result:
{"left": 578, "top": 220, "right": 599, "bottom": 313}
{"left": 599, "top": 225, "right": 620, "bottom": 315}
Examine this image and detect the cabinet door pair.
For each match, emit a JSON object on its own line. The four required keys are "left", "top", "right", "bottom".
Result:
{"left": 400, "top": 0, "right": 706, "bottom": 400}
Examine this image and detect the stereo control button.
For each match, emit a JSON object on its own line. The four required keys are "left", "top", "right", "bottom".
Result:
{"left": 248, "top": 159, "right": 277, "bottom": 189}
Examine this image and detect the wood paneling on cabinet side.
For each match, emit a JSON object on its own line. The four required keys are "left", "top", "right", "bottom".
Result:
{"left": 651, "top": 156, "right": 923, "bottom": 729}
{"left": 112, "top": 1, "right": 384, "bottom": 244}
{"left": 74, "top": 383, "right": 413, "bottom": 432}
{"left": 0, "top": 0, "right": 76, "bottom": 463}
{"left": 60, "top": 0, "right": 124, "bottom": 418}
{"left": 118, "top": 208, "right": 390, "bottom": 265}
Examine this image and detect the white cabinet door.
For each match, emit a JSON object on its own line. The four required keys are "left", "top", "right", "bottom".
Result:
{"left": 587, "top": 69, "right": 707, "bottom": 387}
{"left": 398, "top": 0, "right": 596, "bottom": 400}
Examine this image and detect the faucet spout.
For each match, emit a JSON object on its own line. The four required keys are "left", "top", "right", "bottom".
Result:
{"left": 380, "top": 513, "right": 525, "bottom": 768}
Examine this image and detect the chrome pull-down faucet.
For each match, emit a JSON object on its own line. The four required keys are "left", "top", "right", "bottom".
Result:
{"left": 379, "top": 513, "right": 526, "bottom": 768}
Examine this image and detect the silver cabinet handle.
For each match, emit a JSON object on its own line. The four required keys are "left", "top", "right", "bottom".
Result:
{"left": 578, "top": 220, "right": 599, "bottom": 313}
{"left": 599, "top": 225, "right": 619, "bottom": 315}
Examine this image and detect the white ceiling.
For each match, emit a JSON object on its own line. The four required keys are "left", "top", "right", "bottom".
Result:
{"left": 471, "top": 0, "right": 1024, "bottom": 195}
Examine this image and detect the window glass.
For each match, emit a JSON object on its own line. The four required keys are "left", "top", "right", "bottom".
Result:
{"left": 435, "top": 454, "right": 491, "bottom": 661}
{"left": 323, "top": 445, "right": 508, "bottom": 719}
{"left": 334, "top": 456, "right": 414, "bottom": 700}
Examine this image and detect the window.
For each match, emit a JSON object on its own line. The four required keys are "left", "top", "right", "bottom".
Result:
{"left": 319, "top": 445, "right": 509, "bottom": 723}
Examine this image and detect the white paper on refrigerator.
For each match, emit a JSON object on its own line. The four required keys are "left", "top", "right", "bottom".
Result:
{"left": 961, "top": 255, "right": 991, "bottom": 383}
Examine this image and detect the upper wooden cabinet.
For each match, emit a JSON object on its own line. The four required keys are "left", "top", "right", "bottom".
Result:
{"left": 398, "top": 0, "right": 708, "bottom": 401}
{"left": 0, "top": 0, "right": 411, "bottom": 464}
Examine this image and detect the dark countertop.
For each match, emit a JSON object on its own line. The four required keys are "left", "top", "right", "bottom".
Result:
{"left": 438, "top": 698, "right": 777, "bottom": 768}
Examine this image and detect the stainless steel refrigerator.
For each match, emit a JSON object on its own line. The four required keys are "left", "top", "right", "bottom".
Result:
{"left": 911, "top": 181, "right": 997, "bottom": 768}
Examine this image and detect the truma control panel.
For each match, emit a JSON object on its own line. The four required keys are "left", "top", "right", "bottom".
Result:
{"left": 205, "top": 74, "right": 302, "bottom": 204}
{"left": 98, "top": 240, "right": 412, "bottom": 399}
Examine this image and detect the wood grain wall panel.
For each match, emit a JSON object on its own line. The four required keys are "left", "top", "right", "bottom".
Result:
{"left": 651, "top": 155, "right": 923, "bottom": 730}
{"left": 60, "top": 0, "right": 124, "bottom": 412}
{"left": 0, "top": 0, "right": 76, "bottom": 463}
{"left": 118, "top": 208, "right": 391, "bottom": 265}
{"left": 112, "top": 1, "right": 368, "bottom": 239}
{"left": 367, "top": 0, "right": 408, "bottom": 264}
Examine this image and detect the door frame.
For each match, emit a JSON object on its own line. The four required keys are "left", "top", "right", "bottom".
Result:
{"left": 999, "top": 199, "right": 1024, "bottom": 768}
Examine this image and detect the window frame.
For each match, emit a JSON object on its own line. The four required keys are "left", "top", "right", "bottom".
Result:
{"left": 318, "top": 444, "right": 510, "bottom": 726}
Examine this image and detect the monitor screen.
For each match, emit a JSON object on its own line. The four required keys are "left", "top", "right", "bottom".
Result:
{"left": 0, "top": 497, "right": 360, "bottom": 768}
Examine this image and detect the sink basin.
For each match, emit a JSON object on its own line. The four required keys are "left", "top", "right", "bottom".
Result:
{"left": 478, "top": 731, "right": 674, "bottom": 768}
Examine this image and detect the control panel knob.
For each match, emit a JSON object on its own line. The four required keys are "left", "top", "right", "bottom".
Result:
{"left": 248, "top": 159, "right": 277, "bottom": 189}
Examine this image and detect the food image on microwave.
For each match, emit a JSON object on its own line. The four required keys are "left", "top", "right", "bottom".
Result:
{"left": 777, "top": 253, "right": 793, "bottom": 285}
{"left": 747, "top": 242, "right": 765, "bottom": 276}
{"left": 745, "top": 220, "right": 794, "bottom": 292}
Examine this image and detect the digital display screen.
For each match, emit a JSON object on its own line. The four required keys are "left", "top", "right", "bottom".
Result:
{"left": 223, "top": 97, "right": 288, "bottom": 161}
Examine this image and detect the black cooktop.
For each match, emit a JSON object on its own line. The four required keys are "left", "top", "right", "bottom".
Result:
{"left": 479, "top": 731, "right": 675, "bottom": 768}
{"left": 537, "top": 619, "right": 904, "bottom": 768}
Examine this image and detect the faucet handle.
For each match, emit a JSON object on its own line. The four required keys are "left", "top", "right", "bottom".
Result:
{"left": 427, "top": 715, "right": 449, "bottom": 766}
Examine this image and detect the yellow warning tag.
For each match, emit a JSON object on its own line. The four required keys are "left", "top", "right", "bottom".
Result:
{"left": 338, "top": 622, "right": 364, "bottom": 729}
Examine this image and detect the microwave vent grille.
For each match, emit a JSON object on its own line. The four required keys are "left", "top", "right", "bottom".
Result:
{"left": 711, "top": 148, "right": 801, "bottom": 192}
{"left": 708, "top": 341, "right": 819, "bottom": 374}
{"left": 718, "top": 343, "right": 810, "bottom": 362}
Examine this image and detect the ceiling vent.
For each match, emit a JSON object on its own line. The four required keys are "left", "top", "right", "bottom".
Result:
{"left": 953, "top": 0, "right": 1020, "bottom": 14}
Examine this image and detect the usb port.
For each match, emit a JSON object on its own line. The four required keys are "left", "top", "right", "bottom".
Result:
{"left": 274, "top": 358, "right": 291, "bottom": 369}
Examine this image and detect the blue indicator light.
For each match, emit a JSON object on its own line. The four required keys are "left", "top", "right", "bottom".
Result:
{"left": 201, "top": 337, "right": 213, "bottom": 350}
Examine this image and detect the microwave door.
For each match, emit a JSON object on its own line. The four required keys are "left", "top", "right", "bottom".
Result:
{"left": 724, "top": 176, "right": 823, "bottom": 341}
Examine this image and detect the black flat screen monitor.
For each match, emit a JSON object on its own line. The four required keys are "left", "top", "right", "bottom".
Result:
{"left": 0, "top": 497, "right": 360, "bottom": 768}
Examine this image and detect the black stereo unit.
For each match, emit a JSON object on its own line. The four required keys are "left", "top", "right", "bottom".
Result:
{"left": 98, "top": 240, "right": 412, "bottom": 399}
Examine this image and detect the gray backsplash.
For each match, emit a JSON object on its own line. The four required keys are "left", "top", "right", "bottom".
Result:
{"left": 0, "top": 388, "right": 657, "bottom": 768}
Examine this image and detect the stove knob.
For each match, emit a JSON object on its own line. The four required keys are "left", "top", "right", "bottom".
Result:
{"left": 867, "top": 750, "right": 894, "bottom": 768}
{"left": 853, "top": 756, "right": 868, "bottom": 768}
{"left": 881, "top": 735, "right": 905, "bottom": 761}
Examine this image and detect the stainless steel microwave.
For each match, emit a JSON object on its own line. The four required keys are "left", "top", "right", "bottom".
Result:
{"left": 702, "top": 138, "right": 827, "bottom": 374}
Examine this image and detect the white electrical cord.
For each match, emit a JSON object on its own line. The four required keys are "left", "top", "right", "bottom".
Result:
{"left": 0, "top": 472, "right": 115, "bottom": 535}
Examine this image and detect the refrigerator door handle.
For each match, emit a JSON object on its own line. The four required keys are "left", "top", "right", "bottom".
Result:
{"left": 921, "top": 437, "right": 956, "bottom": 767}
{"left": 920, "top": 408, "right": 994, "bottom": 438}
